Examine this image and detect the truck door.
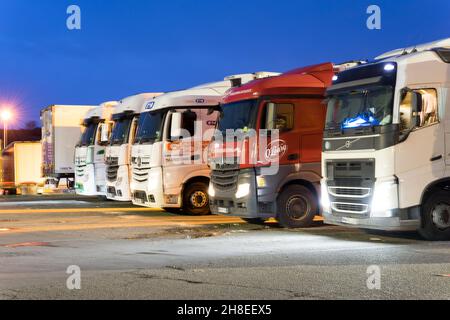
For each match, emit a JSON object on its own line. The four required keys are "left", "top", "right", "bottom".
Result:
{"left": 260, "top": 100, "right": 299, "bottom": 167}
{"left": 396, "top": 88, "right": 445, "bottom": 208}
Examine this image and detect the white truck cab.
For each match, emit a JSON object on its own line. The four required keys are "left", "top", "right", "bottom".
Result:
{"left": 321, "top": 38, "right": 450, "bottom": 240}
{"left": 105, "top": 93, "right": 162, "bottom": 201}
{"left": 130, "top": 73, "right": 276, "bottom": 214}
{"left": 75, "top": 101, "right": 117, "bottom": 197}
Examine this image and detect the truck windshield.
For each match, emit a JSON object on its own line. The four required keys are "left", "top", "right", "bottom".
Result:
{"left": 134, "top": 111, "right": 164, "bottom": 144}
{"left": 80, "top": 123, "right": 97, "bottom": 146}
{"left": 110, "top": 118, "right": 132, "bottom": 145}
{"left": 218, "top": 100, "right": 258, "bottom": 132}
{"left": 326, "top": 86, "right": 394, "bottom": 130}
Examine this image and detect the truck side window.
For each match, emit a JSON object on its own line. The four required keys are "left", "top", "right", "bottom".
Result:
{"left": 400, "top": 88, "right": 438, "bottom": 132}
{"left": 182, "top": 110, "right": 197, "bottom": 137}
{"left": 263, "top": 103, "right": 294, "bottom": 132}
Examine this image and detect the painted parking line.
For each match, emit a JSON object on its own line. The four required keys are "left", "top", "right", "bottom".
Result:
{"left": 0, "top": 207, "right": 163, "bottom": 215}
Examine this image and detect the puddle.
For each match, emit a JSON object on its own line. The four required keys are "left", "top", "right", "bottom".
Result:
{"left": 2, "top": 242, "right": 55, "bottom": 248}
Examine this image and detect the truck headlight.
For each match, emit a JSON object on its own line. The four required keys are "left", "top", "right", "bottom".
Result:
{"left": 320, "top": 180, "right": 331, "bottom": 213}
{"left": 371, "top": 178, "right": 398, "bottom": 217}
{"left": 208, "top": 184, "right": 216, "bottom": 197}
{"left": 235, "top": 183, "right": 250, "bottom": 199}
{"left": 256, "top": 176, "right": 267, "bottom": 188}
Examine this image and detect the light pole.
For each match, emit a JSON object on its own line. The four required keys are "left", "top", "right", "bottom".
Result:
{"left": 1, "top": 110, "right": 12, "bottom": 150}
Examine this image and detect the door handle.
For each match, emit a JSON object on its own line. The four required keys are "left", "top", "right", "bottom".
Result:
{"left": 288, "top": 154, "right": 299, "bottom": 161}
{"left": 430, "top": 155, "right": 443, "bottom": 162}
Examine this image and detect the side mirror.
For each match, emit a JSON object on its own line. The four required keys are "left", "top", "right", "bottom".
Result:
{"left": 170, "top": 112, "right": 183, "bottom": 140}
{"left": 411, "top": 91, "right": 423, "bottom": 127}
{"left": 100, "top": 123, "right": 110, "bottom": 143}
{"left": 265, "top": 102, "right": 276, "bottom": 130}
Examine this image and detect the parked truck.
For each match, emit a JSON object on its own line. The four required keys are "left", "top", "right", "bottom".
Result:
{"left": 41, "top": 105, "right": 95, "bottom": 188}
{"left": 321, "top": 38, "right": 450, "bottom": 240}
{"left": 1, "top": 141, "right": 44, "bottom": 194}
{"left": 129, "top": 74, "right": 277, "bottom": 214}
{"left": 75, "top": 101, "right": 117, "bottom": 197}
{"left": 208, "top": 63, "right": 360, "bottom": 227}
{"left": 105, "top": 93, "right": 163, "bottom": 201}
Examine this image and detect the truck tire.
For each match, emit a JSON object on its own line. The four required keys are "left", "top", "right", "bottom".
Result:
{"left": 183, "top": 182, "right": 210, "bottom": 216}
{"left": 277, "top": 185, "right": 317, "bottom": 228}
{"left": 419, "top": 190, "right": 450, "bottom": 241}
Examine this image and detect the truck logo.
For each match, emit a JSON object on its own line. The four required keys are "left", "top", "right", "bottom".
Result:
{"left": 337, "top": 138, "right": 362, "bottom": 151}
{"left": 195, "top": 99, "right": 205, "bottom": 104}
{"left": 265, "top": 140, "right": 288, "bottom": 161}
{"left": 145, "top": 102, "right": 155, "bottom": 110}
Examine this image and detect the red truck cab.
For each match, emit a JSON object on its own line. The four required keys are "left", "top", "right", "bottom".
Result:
{"left": 208, "top": 63, "right": 335, "bottom": 227}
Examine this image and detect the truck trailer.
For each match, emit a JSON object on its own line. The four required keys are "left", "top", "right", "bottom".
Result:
{"left": 129, "top": 73, "right": 277, "bottom": 215}
{"left": 75, "top": 101, "right": 117, "bottom": 197}
{"left": 208, "top": 63, "right": 359, "bottom": 227}
{"left": 1, "top": 141, "right": 44, "bottom": 194}
{"left": 41, "top": 105, "right": 95, "bottom": 188}
{"left": 105, "top": 93, "right": 163, "bottom": 201}
{"left": 321, "top": 38, "right": 450, "bottom": 241}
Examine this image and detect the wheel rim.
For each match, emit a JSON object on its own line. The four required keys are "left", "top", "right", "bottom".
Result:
{"left": 190, "top": 191, "right": 208, "bottom": 208}
{"left": 431, "top": 203, "right": 450, "bottom": 230}
{"left": 285, "top": 195, "right": 310, "bottom": 220}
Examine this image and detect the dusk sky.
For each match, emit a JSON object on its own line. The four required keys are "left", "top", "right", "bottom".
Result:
{"left": 0, "top": 0, "right": 449, "bottom": 128}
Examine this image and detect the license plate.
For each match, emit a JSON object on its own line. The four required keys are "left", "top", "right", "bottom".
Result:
{"left": 342, "top": 217, "right": 359, "bottom": 225}
{"left": 218, "top": 207, "right": 230, "bottom": 214}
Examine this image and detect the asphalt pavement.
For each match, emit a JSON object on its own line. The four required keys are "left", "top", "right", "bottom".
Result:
{"left": 0, "top": 195, "right": 448, "bottom": 300}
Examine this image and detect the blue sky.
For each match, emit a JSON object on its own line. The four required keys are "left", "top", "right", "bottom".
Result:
{"left": 0, "top": 0, "right": 449, "bottom": 128}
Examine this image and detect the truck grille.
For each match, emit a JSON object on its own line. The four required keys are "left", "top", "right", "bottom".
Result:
{"left": 328, "top": 187, "right": 371, "bottom": 198}
{"left": 131, "top": 157, "right": 151, "bottom": 183}
{"left": 211, "top": 162, "right": 240, "bottom": 191}
{"left": 326, "top": 159, "right": 375, "bottom": 216}
{"left": 331, "top": 202, "right": 369, "bottom": 214}
{"left": 106, "top": 157, "right": 119, "bottom": 182}
{"left": 75, "top": 165, "right": 86, "bottom": 178}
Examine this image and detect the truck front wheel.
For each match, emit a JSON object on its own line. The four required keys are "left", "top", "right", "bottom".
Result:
{"left": 183, "top": 182, "right": 210, "bottom": 216}
{"left": 277, "top": 185, "right": 317, "bottom": 228}
{"left": 419, "top": 190, "right": 450, "bottom": 241}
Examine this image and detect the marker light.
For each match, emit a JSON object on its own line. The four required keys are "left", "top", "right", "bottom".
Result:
{"left": 256, "top": 176, "right": 267, "bottom": 188}
{"left": 208, "top": 184, "right": 216, "bottom": 198}
{"left": 371, "top": 178, "right": 398, "bottom": 217}
{"left": 384, "top": 63, "right": 396, "bottom": 72}
{"left": 332, "top": 75, "right": 338, "bottom": 81}
{"left": 320, "top": 180, "right": 331, "bottom": 213}
{"left": 235, "top": 183, "right": 250, "bottom": 199}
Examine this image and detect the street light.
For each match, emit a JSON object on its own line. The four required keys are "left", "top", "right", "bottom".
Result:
{"left": 1, "top": 110, "right": 12, "bottom": 150}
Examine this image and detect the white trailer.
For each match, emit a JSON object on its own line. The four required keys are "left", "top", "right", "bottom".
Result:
{"left": 41, "top": 105, "right": 95, "bottom": 188}
{"left": 321, "top": 38, "right": 450, "bottom": 240}
{"left": 105, "top": 93, "right": 163, "bottom": 201}
{"left": 75, "top": 101, "right": 117, "bottom": 197}
{"left": 130, "top": 73, "right": 278, "bottom": 214}
{"left": 1, "top": 141, "right": 44, "bottom": 193}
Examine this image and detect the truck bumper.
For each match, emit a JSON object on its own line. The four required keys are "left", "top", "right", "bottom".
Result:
{"left": 210, "top": 169, "right": 276, "bottom": 219}
{"left": 131, "top": 167, "right": 169, "bottom": 208}
{"left": 75, "top": 164, "right": 97, "bottom": 196}
{"left": 322, "top": 211, "right": 420, "bottom": 231}
{"left": 106, "top": 165, "right": 131, "bottom": 201}
{"left": 94, "top": 163, "right": 107, "bottom": 197}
